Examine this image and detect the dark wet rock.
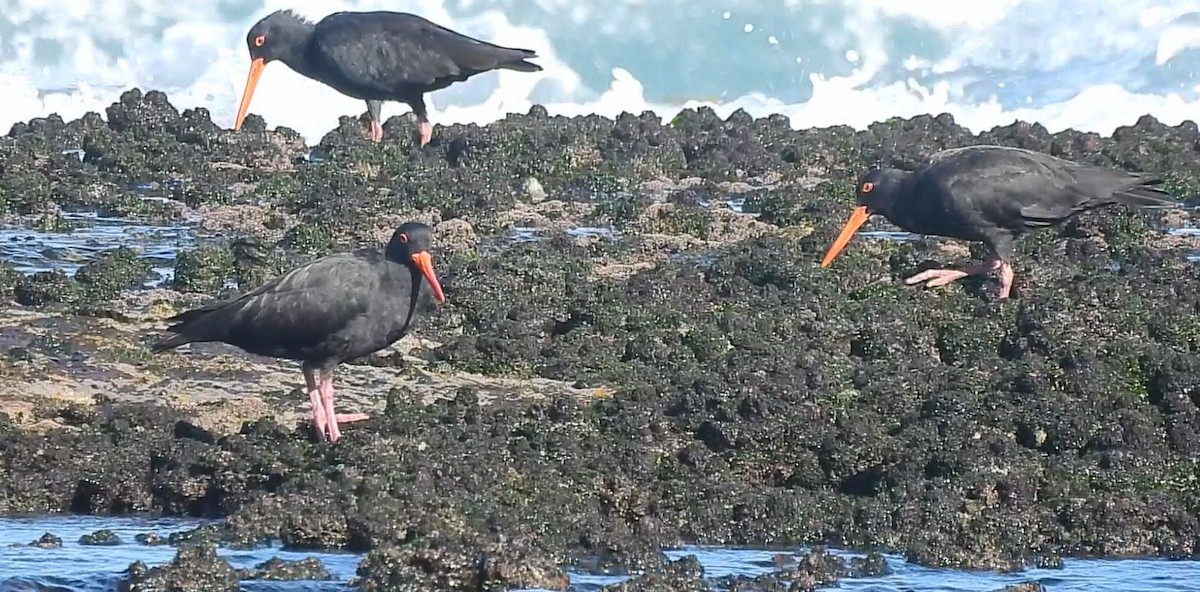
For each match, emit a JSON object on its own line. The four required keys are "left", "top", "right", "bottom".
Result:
{"left": 75, "top": 247, "right": 152, "bottom": 302}
{"left": 1033, "top": 553, "right": 1063, "bottom": 570}
{"left": 772, "top": 548, "right": 848, "bottom": 590}
{"left": 4, "top": 90, "right": 1200, "bottom": 580}
{"left": 79, "top": 528, "right": 122, "bottom": 545}
{"left": 600, "top": 555, "right": 705, "bottom": 591}
{"left": 723, "top": 574, "right": 791, "bottom": 592}
{"left": 742, "top": 180, "right": 843, "bottom": 228}
{"left": 0, "top": 262, "right": 19, "bottom": 303}
{"left": 997, "top": 583, "right": 1046, "bottom": 592}
{"left": 172, "top": 246, "right": 235, "bottom": 294}
{"left": 849, "top": 552, "right": 891, "bottom": 577}
{"left": 83, "top": 89, "right": 304, "bottom": 201}
{"left": 135, "top": 532, "right": 167, "bottom": 546}
{"left": 719, "top": 559, "right": 857, "bottom": 592}
{"left": 356, "top": 543, "right": 570, "bottom": 592}
{"left": 118, "top": 544, "right": 238, "bottom": 592}
{"left": 230, "top": 237, "right": 289, "bottom": 291}
{"left": 168, "top": 524, "right": 227, "bottom": 547}
{"left": 15, "top": 270, "right": 79, "bottom": 306}
{"left": 237, "top": 556, "right": 332, "bottom": 581}
{"left": 435, "top": 218, "right": 480, "bottom": 253}
{"left": 29, "top": 532, "right": 62, "bottom": 549}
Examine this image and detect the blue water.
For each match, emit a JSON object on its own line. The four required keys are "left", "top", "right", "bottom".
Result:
{"left": 0, "top": 212, "right": 1193, "bottom": 290}
{"left": 1168, "top": 227, "right": 1200, "bottom": 261}
{"left": 508, "top": 226, "right": 618, "bottom": 244}
{"left": 0, "top": 211, "right": 196, "bottom": 284}
{"left": 3, "top": 516, "right": 1200, "bottom": 591}
{"left": 0, "top": 516, "right": 356, "bottom": 592}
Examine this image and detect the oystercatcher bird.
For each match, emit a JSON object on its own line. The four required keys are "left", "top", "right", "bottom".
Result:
{"left": 152, "top": 222, "right": 446, "bottom": 442}
{"left": 820, "top": 145, "right": 1177, "bottom": 298}
{"left": 234, "top": 9, "right": 542, "bottom": 146}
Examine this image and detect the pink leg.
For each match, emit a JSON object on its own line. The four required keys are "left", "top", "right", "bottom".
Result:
{"left": 996, "top": 261, "right": 1015, "bottom": 299}
{"left": 418, "top": 121, "right": 432, "bottom": 147}
{"left": 369, "top": 120, "right": 383, "bottom": 142}
{"left": 303, "top": 366, "right": 329, "bottom": 442}
{"left": 316, "top": 371, "right": 369, "bottom": 443}
{"left": 903, "top": 258, "right": 1015, "bottom": 298}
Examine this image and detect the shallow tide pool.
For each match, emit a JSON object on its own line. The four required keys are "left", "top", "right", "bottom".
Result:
{"left": 0, "top": 211, "right": 196, "bottom": 285}
{"left": 2, "top": 516, "right": 1200, "bottom": 591}
{"left": 0, "top": 206, "right": 1196, "bottom": 292}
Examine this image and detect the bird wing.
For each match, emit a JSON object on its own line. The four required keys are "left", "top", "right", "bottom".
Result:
{"left": 173, "top": 253, "right": 381, "bottom": 348}
{"left": 929, "top": 146, "right": 1097, "bottom": 229}
{"left": 309, "top": 12, "right": 534, "bottom": 93}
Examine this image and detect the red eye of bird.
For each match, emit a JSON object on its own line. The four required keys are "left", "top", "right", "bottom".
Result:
{"left": 254, "top": 35, "right": 266, "bottom": 47}
{"left": 861, "top": 182, "right": 874, "bottom": 193}
{"left": 398, "top": 233, "right": 409, "bottom": 243}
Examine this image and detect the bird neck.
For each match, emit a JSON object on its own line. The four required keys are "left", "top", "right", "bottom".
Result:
{"left": 273, "top": 22, "right": 319, "bottom": 76}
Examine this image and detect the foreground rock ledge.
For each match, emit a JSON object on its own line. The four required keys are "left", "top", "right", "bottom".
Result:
{"left": 1, "top": 88, "right": 1200, "bottom": 589}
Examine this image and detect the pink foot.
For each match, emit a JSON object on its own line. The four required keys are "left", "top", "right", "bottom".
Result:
{"left": 369, "top": 120, "right": 383, "bottom": 142}
{"left": 334, "top": 413, "right": 370, "bottom": 423}
{"left": 902, "top": 258, "right": 1015, "bottom": 299}
{"left": 418, "top": 121, "right": 432, "bottom": 147}
{"left": 903, "top": 268, "right": 971, "bottom": 288}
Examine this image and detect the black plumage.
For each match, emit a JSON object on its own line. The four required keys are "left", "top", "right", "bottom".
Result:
{"left": 234, "top": 9, "right": 542, "bottom": 146}
{"left": 820, "top": 145, "right": 1178, "bottom": 298}
{"left": 152, "top": 221, "right": 446, "bottom": 442}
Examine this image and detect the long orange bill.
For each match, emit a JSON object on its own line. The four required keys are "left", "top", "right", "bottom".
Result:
{"left": 820, "top": 206, "right": 871, "bottom": 268}
{"left": 411, "top": 251, "right": 446, "bottom": 303}
{"left": 234, "top": 58, "right": 266, "bottom": 131}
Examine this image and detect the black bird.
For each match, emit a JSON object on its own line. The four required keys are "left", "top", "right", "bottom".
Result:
{"left": 152, "top": 222, "right": 446, "bottom": 443}
{"left": 820, "top": 145, "right": 1177, "bottom": 298}
{"left": 234, "top": 9, "right": 542, "bottom": 146}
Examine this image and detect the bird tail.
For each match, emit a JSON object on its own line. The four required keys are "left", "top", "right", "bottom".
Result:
{"left": 150, "top": 332, "right": 193, "bottom": 354}
{"left": 1113, "top": 177, "right": 1177, "bottom": 207}
{"left": 480, "top": 41, "right": 541, "bottom": 72}
{"left": 459, "top": 37, "right": 542, "bottom": 72}
{"left": 149, "top": 306, "right": 220, "bottom": 353}
{"left": 163, "top": 307, "right": 212, "bottom": 327}
{"left": 498, "top": 58, "right": 542, "bottom": 73}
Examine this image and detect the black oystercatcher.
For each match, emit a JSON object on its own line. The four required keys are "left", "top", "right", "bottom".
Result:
{"left": 234, "top": 9, "right": 542, "bottom": 146}
{"left": 820, "top": 145, "right": 1177, "bottom": 298}
{"left": 151, "top": 222, "right": 446, "bottom": 443}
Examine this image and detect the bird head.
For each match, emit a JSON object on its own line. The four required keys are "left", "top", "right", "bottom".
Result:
{"left": 235, "top": 10, "right": 312, "bottom": 132}
{"left": 819, "top": 168, "right": 907, "bottom": 268}
{"left": 387, "top": 222, "right": 447, "bottom": 304}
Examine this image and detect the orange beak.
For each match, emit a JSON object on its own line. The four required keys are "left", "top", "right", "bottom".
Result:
{"left": 820, "top": 206, "right": 871, "bottom": 268}
{"left": 234, "top": 58, "right": 266, "bottom": 131}
{"left": 410, "top": 251, "right": 446, "bottom": 303}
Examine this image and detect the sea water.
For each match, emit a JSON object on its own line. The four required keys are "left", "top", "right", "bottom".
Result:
{"left": 0, "top": 1, "right": 1198, "bottom": 144}
{"left": 3, "top": 516, "right": 1200, "bottom": 591}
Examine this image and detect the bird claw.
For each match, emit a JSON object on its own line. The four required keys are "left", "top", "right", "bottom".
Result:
{"left": 902, "top": 259, "right": 1015, "bottom": 298}
{"left": 367, "top": 120, "right": 383, "bottom": 142}
{"left": 904, "top": 268, "right": 969, "bottom": 288}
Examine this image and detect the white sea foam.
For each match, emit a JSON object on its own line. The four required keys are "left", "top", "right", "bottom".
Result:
{"left": 0, "top": 0, "right": 1197, "bottom": 144}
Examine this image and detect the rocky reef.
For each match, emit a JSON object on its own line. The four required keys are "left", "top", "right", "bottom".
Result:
{"left": 1, "top": 88, "right": 1199, "bottom": 589}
